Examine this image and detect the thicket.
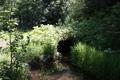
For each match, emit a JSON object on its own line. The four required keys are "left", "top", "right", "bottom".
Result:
{"left": 70, "top": 42, "right": 120, "bottom": 80}
{"left": 69, "top": 0, "right": 120, "bottom": 20}
{"left": 14, "top": 25, "right": 71, "bottom": 71}
{"left": 67, "top": 0, "right": 120, "bottom": 51}
{"left": 0, "top": 30, "right": 30, "bottom": 80}
{"left": 1, "top": 0, "right": 120, "bottom": 79}
{"left": 67, "top": 0, "right": 120, "bottom": 80}
{"left": 0, "top": 24, "right": 71, "bottom": 79}
{"left": 25, "top": 25, "right": 71, "bottom": 59}
{"left": 15, "top": 0, "right": 68, "bottom": 28}
{"left": 0, "top": 0, "right": 6, "bottom": 6}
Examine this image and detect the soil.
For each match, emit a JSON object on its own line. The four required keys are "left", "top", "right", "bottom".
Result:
{"left": 29, "top": 69, "right": 81, "bottom": 80}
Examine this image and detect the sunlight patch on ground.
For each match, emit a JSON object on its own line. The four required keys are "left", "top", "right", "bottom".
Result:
{"left": 0, "top": 39, "right": 7, "bottom": 48}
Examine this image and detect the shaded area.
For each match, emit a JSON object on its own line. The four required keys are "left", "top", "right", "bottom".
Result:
{"left": 57, "top": 37, "right": 76, "bottom": 57}
{"left": 29, "top": 63, "right": 84, "bottom": 80}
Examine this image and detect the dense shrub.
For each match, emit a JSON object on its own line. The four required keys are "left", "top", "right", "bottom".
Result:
{"left": 0, "top": 0, "right": 6, "bottom": 6}
{"left": 0, "top": 61, "right": 28, "bottom": 80}
{"left": 70, "top": 42, "right": 120, "bottom": 80}
{"left": 67, "top": 3, "right": 120, "bottom": 51}
{"left": 15, "top": 0, "right": 68, "bottom": 28}
{"left": 0, "top": 30, "right": 30, "bottom": 80}
{"left": 68, "top": 0, "right": 120, "bottom": 20}
{"left": 25, "top": 25, "right": 71, "bottom": 59}
{"left": 25, "top": 25, "right": 71, "bottom": 70}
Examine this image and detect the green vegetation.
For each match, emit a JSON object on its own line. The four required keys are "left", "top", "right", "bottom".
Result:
{"left": 70, "top": 42, "right": 120, "bottom": 80}
{"left": 25, "top": 25, "right": 71, "bottom": 59}
{"left": 67, "top": 1, "right": 120, "bottom": 51}
{"left": 0, "top": 0, "right": 120, "bottom": 80}
{"left": 0, "top": 30, "right": 29, "bottom": 80}
{"left": 15, "top": 0, "right": 68, "bottom": 28}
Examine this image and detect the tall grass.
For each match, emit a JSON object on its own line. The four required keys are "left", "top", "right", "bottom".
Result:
{"left": 70, "top": 42, "right": 120, "bottom": 80}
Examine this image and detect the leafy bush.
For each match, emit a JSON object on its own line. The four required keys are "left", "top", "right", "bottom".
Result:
{"left": 25, "top": 25, "right": 71, "bottom": 59}
{"left": 0, "top": 61, "right": 28, "bottom": 80}
{"left": 15, "top": 0, "right": 68, "bottom": 28}
{"left": 25, "top": 25, "right": 72, "bottom": 71}
{"left": 0, "top": 0, "right": 6, "bottom": 6}
{"left": 0, "top": 30, "right": 30, "bottom": 80}
{"left": 70, "top": 42, "right": 120, "bottom": 80}
{"left": 66, "top": 3, "right": 120, "bottom": 51}
{"left": 0, "top": 9, "right": 30, "bottom": 79}
{"left": 68, "top": 0, "right": 120, "bottom": 20}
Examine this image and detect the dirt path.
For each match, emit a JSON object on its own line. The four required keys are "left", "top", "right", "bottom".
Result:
{"left": 28, "top": 57, "right": 83, "bottom": 80}
{"left": 30, "top": 70, "right": 78, "bottom": 80}
{"left": 30, "top": 70, "right": 42, "bottom": 80}
{"left": 47, "top": 71, "right": 74, "bottom": 80}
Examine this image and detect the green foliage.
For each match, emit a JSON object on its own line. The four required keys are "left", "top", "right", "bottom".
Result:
{"left": 70, "top": 42, "right": 120, "bottom": 80}
{"left": 15, "top": 0, "right": 68, "bottom": 28}
{"left": 0, "top": 17, "right": 18, "bottom": 31}
{"left": 0, "top": 0, "right": 6, "bottom": 6}
{"left": 67, "top": 20, "right": 106, "bottom": 50}
{"left": 25, "top": 25, "right": 71, "bottom": 59}
{"left": 0, "top": 29, "right": 30, "bottom": 80}
{"left": 0, "top": 3, "right": 18, "bottom": 31}
{"left": 68, "top": 0, "right": 120, "bottom": 20}
{"left": 66, "top": 3, "right": 120, "bottom": 51}
{"left": 0, "top": 61, "right": 28, "bottom": 80}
